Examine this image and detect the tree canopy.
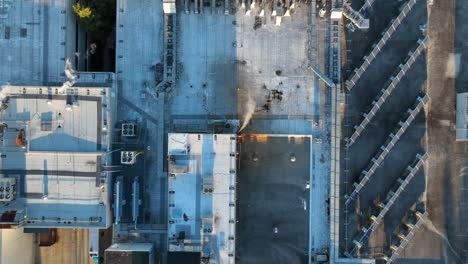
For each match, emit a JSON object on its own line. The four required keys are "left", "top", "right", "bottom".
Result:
{"left": 72, "top": 0, "right": 115, "bottom": 39}
{"left": 72, "top": 3, "right": 92, "bottom": 18}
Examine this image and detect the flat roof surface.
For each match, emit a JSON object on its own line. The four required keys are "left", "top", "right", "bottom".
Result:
{"left": 3, "top": 96, "right": 99, "bottom": 152}
{"left": 0, "top": 0, "right": 75, "bottom": 85}
{"left": 0, "top": 85, "right": 112, "bottom": 228}
{"left": 236, "top": 135, "right": 311, "bottom": 264}
{"left": 171, "top": 5, "right": 318, "bottom": 122}
{"left": 167, "top": 133, "right": 236, "bottom": 264}
{"left": 0, "top": 85, "right": 109, "bottom": 152}
{"left": 115, "top": 0, "right": 163, "bottom": 107}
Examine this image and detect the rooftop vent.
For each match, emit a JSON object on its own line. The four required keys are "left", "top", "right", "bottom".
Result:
{"left": 121, "top": 123, "right": 136, "bottom": 137}
{"left": 0, "top": 177, "right": 16, "bottom": 202}
{"left": 121, "top": 151, "right": 137, "bottom": 164}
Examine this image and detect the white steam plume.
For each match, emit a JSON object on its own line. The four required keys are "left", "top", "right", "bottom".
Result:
{"left": 0, "top": 88, "right": 6, "bottom": 101}
{"left": 239, "top": 94, "right": 256, "bottom": 132}
{"left": 59, "top": 59, "right": 77, "bottom": 93}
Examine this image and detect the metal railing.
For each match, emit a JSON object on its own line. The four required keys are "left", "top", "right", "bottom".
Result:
{"left": 346, "top": 37, "right": 429, "bottom": 147}
{"left": 386, "top": 211, "right": 428, "bottom": 263}
{"left": 346, "top": 0, "right": 419, "bottom": 90}
{"left": 349, "top": 153, "right": 428, "bottom": 255}
{"left": 342, "top": 3, "right": 369, "bottom": 29}
{"left": 359, "top": 0, "right": 377, "bottom": 14}
{"left": 345, "top": 94, "right": 429, "bottom": 207}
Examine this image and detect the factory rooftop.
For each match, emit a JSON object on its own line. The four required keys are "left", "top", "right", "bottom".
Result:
{"left": 167, "top": 133, "right": 236, "bottom": 264}
{"left": 0, "top": 84, "right": 115, "bottom": 228}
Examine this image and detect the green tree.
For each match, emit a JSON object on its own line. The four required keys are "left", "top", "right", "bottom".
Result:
{"left": 72, "top": 0, "right": 115, "bottom": 39}
{"left": 72, "top": 3, "right": 92, "bottom": 18}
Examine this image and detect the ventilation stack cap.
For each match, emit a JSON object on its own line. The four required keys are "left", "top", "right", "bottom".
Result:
{"left": 290, "top": 154, "right": 296, "bottom": 163}
{"left": 319, "top": 8, "right": 326, "bottom": 18}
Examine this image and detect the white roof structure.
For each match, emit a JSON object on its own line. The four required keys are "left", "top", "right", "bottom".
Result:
{"left": 456, "top": 92, "right": 468, "bottom": 141}
{"left": 107, "top": 243, "right": 154, "bottom": 252}
{"left": 163, "top": 0, "right": 176, "bottom": 14}
{"left": 0, "top": 84, "right": 116, "bottom": 228}
{"left": 167, "top": 133, "right": 236, "bottom": 264}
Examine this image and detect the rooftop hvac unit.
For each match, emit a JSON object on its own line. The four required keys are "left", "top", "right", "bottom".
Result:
{"left": 121, "top": 123, "right": 136, "bottom": 137}
{"left": 121, "top": 151, "right": 137, "bottom": 164}
{"left": 169, "top": 164, "right": 189, "bottom": 174}
{"left": 202, "top": 176, "right": 213, "bottom": 194}
{"left": 0, "top": 177, "right": 16, "bottom": 202}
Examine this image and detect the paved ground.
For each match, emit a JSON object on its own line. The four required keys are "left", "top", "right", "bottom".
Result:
{"left": 455, "top": 0, "right": 468, "bottom": 93}
{"left": 237, "top": 135, "right": 310, "bottom": 264}
{"left": 36, "top": 229, "right": 95, "bottom": 264}
{"left": 1, "top": 228, "right": 36, "bottom": 264}
{"left": 398, "top": 0, "right": 468, "bottom": 263}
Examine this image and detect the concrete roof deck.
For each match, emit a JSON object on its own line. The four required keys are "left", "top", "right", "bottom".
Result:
{"left": 167, "top": 133, "right": 236, "bottom": 264}
{"left": 0, "top": 0, "right": 76, "bottom": 85}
